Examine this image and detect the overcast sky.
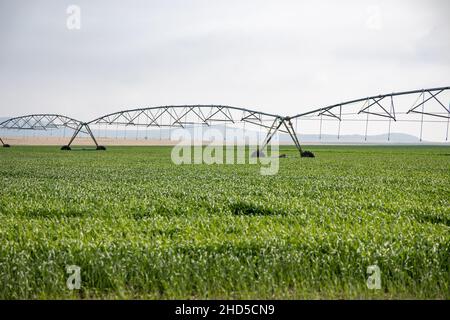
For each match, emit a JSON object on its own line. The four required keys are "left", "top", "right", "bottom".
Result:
{"left": 0, "top": 0, "right": 449, "bottom": 122}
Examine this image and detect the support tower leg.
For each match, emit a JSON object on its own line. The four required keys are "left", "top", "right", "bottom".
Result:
{"left": 257, "top": 118, "right": 284, "bottom": 157}
{"left": 61, "top": 123, "right": 106, "bottom": 150}
{"left": 283, "top": 118, "right": 314, "bottom": 157}
{"left": 0, "top": 137, "right": 10, "bottom": 148}
{"left": 258, "top": 117, "right": 314, "bottom": 158}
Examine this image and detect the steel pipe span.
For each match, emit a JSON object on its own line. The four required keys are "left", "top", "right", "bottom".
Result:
{"left": 0, "top": 114, "right": 100, "bottom": 150}
{"left": 88, "top": 104, "right": 283, "bottom": 125}
{"left": 1, "top": 86, "right": 449, "bottom": 154}
{"left": 0, "top": 114, "right": 84, "bottom": 131}
{"left": 291, "top": 86, "right": 450, "bottom": 119}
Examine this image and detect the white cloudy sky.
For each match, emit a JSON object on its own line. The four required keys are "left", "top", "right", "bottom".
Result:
{"left": 0, "top": 0, "right": 449, "bottom": 123}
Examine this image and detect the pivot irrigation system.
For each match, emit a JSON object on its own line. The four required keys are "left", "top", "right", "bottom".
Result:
{"left": 1, "top": 86, "right": 449, "bottom": 157}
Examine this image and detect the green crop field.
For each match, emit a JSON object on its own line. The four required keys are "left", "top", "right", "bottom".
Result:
{"left": 0, "top": 145, "right": 449, "bottom": 299}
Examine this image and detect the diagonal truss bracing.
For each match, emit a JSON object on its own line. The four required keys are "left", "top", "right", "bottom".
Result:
{"left": 292, "top": 86, "right": 450, "bottom": 120}
{"left": 88, "top": 105, "right": 281, "bottom": 127}
{"left": 290, "top": 86, "right": 450, "bottom": 143}
{"left": 0, "top": 114, "right": 83, "bottom": 131}
{"left": 86, "top": 105, "right": 308, "bottom": 155}
{"left": 1, "top": 86, "right": 448, "bottom": 153}
{"left": 0, "top": 114, "right": 102, "bottom": 149}
{"left": 407, "top": 89, "right": 450, "bottom": 119}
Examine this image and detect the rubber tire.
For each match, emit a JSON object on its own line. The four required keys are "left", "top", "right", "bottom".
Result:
{"left": 301, "top": 150, "right": 315, "bottom": 158}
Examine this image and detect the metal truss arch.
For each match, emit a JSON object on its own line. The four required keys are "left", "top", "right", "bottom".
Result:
{"left": 85, "top": 105, "right": 311, "bottom": 155}
{"left": 291, "top": 86, "right": 450, "bottom": 120}
{"left": 290, "top": 86, "right": 450, "bottom": 143}
{"left": 87, "top": 105, "right": 283, "bottom": 127}
{"left": 0, "top": 114, "right": 83, "bottom": 131}
{"left": 2, "top": 85, "right": 448, "bottom": 153}
{"left": 0, "top": 114, "right": 102, "bottom": 149}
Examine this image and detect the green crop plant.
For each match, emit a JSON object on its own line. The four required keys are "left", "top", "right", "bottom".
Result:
{"left": 0, "top": 145, "right": 449, "bottom": 299}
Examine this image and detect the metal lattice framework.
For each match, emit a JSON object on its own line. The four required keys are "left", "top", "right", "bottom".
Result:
{"left": 1, "top": 86, "right": 449, "bottom": 155}
{"left": 0, "top": 114, "right": 83, "bottom": 131}
{"left": 0, "top": 114, "right": 102, "bottom": 150}
{"left": 86, "top": 105, "right": 309, "bottom": 155}
{"left": 293, "top": 87, "right": 450, "bottom": 119}
{"left": 291, "top": 86, "right": 450, "bottom": 142}
{"left": 88, "top": 105, "right": 281, "bottom": 128}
